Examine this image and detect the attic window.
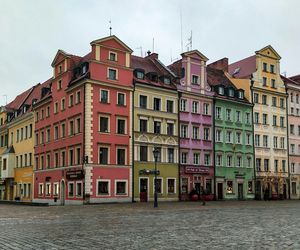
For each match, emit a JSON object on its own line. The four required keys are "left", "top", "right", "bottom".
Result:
{"left": 238, "top": 91, "right": 244, "bottom": 99}
{"left": 164, "top": 77, "right": 171, "bottom": 84}
{"left": 134, "top": 69, "right": 144, "bottom": 80}
{"left": 192, "top": 75, "right": 199, "bottom": 85}
{"left": 228, "top": 88, "right": 235, "bottom": 97}
{"left": 146, "top": 72, "right": 158, "bottom": 82}
{"left": 59, "top": 65, "right": 63, "bottom": 73}
{"left": 218, "top": 86, "right": 224, "bottom": 95}
{"left": 109, "top": 52, "right": 117, "bottom": 61}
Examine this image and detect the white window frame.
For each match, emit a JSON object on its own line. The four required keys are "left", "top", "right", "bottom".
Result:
{"left": 68, "top": 181, "right": 75, "bottom": 198}
{"left": 166, "top": 178, "right": 176, "bottom": 194}
{"left": 99, "top": 114, "right": 110, "bottom": 133}
{"left": 117, "top": 92, "right": 126, "bottom": 106}
{"left": 107, "top": 67, "right": 118, "bottom": 80}
{"left": 115, "top": 179, "right": 128, "bottom": 196}
{"left": 38, "top": 183, "right": 44, "bottom": 196}
{"left": 76, "top": 181, "right": 83, "bottom": 197}
{"left": 96, "top": 179, "right": 111, "bottom": 196}
{"left": 100, "top": 89, "right": 110, "bottom": 103}
{"left": 53, "top": 182, "right": 59, "bottom": 197}
{"left": 116, "top": 146, "right": 127, "bottom": 166}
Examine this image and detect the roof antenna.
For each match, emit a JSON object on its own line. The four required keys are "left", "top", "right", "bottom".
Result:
{"left": 152, "top": 38, "right": 155, "bottom": 53}
{"left": 186, "top": 30, "right": 192, "bottom": 51}
{"left": 109, "top": 20, "right": 112, "bottom": 36}
{"left": 3, "top": 95, "right": 7, "bottom": 105}
{"left": 180, "top": 8, "right": 183, "bottom": 53}
{"left": 136, "top": 46, "right": 143, "bottom": 57}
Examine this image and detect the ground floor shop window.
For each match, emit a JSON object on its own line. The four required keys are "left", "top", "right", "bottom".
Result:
{"left": 248, "top": 181, "right": 253, "bottom": 193}
{"left": 292, "top": 182, "right": 297, "bottom": 195}
{"left": 205, "top": 179, "right": 212, "bottom": 194}
{"left": 167, "top": 179, "right": 175, "bottom": 194}
{"left": 46, "top": 183, "right": 51, "bottom": 196}
{"left": 97, "top": 180, "right": 110, "bottom": 195}
{"left": 76, "top": 182, "right": 82, "bottom": 197}
{"left": 116, "top": 181, "right": 127, "bottom": 195}
{"left": 38, "top": 183, "right": 44, "bottom": 196}
{"left": 53, "top": 183, "right": 59, "bottom": 196}
{"left": 68, "top": 182, "right": 74, "bottom": 197}
{"left": 181, "top": 178, "right": 188, "bottom": 194}
{"left": 227, "top": 181, "right": 233, "bottom": 193}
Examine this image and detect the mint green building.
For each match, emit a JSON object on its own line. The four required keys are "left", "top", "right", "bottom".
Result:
{"left": 207, "top": 63, "right": 255, "bottom": 200}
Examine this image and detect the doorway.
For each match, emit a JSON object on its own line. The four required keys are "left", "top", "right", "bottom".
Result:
{"left": 61, "top": 180, "right": 65, "bottom": 205}
{"left": 238, "top": 183, "right": 244, "bottom": 200}
{"left": 140, "top": 178, "right": 148, "bottom": 202}
{"left": 283, "top": 183, "right": 287, "bottom": 199}
{"left": 217, "top": 183, "right": 223, "bottom": 200}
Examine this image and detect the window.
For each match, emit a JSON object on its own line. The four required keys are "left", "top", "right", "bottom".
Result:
{"left": 191, "top": 75, "right": 199, "bottom": 84}
{"left": 255, "top": 135, "right": 260, "bottom": 147}
{"left": 166, "top": 100, "right": 174, "bottom": 113}
{"left": 155, "top": 148, "right": 161, "bottom": 162}
{"left": 271, "top": 79, "right": 276, "bottom": 88}
{"left": 54, "top": 126, "right": 59, "bottom": 140}
{"left": 297, "top": 94, "right": 299, "bottom": 104}
{"left": 236, "top": 156, "right": 242, "bottom": 167}
{"left": 180, "top": 99, "right": 187, "bottom": 112}
{"left": 76, "top": 148, "right": 81, "bottom": 165}
{"left": 100, "top": 116, "right": 109, "bottom": 133}
{"left": 181, "top": 177, "right": 188, "bottom": 194}
{"left": 272, "top": 97, "right": 277, "bottom": 107}
{"left": 270, "top": 64, "right": 275, "bottom": 73}
{"left": 69, "top": 120, "right": 74, "bottom": 136}
{"left": 54, "top": 102, "right": 58, "bottom": 114}
{"left": 203, "top": 103, "right": 209, "bottom": 115}
{"left": 263, "top": 135, "right": 268, "bottom": 148}
{"left": 76, "top": 182, "right": 82, "bottom": 197}
{"left": 192, "top": 126, "right": 199, "bottom": 139}
{"left": 136, "top": 71, "right": 144, "bottom": 79}
{"left": 180, "top": 124, "right": 188, "bottom": 138}
{"left": 116, "top": 181, "right": 127, "bottom": 195}
{"left": 227, "top": 181, "right": 233, "bottom": 193}
{"left": 69, "top": 94, "right": 74, "bottom": 107}
{"left": 262, "top": 95, "right": 267, "bottom": 105}
{"left": 192, "top": 101, "right": 199, "bottom": 113}
{"left": 181, "top": 152, "right": 188, "bottom": 164}
{"left": 117, "top": 119, "right": 126, "bottom": 134}
{"left": 167, "top": 179, "right": 175, "bottom": 194}
{"left": 247, "top": 157, "right": 251, "bottom": 168}
{"left": 38, "top": 183, "right": 44, "bottom": 196}
{"left": 291, "top": 107, "right": 294, "bottom": 114}
{"left": 117, "top": 148, "right": 126, "bottom": 165}
{"left": 46, "top": 183, "right": 51, "bottom": 196}
{"left": 69, "top": 149, "right": 74, "bottom": 166}
{"left": 274, "top": 160, "right": 278, "bottom": 172}
{"left": 246, "top": 134, "right": 251, "bottom": 145}
{"left": 291, "top": 163, "right": 295, "bottom": 173}
{"left": 264, "top": 159, "right": 269, "bottom": 171}
{"left": 168, "top": 148, "right": 174, "bottom": 163}
{"left": 193, "top": 153, "right": 200, "bottom": 165}
{"left": 280, "top": 98, "right": 285, "bottom": 108}
{"left": 263, "top": 77, "right": 267, "bottom": 86}
{"left": 215, "top": 107, "right": 222, "bottom": 119}
{"left": 245, "top": 113, "right": 250, "bottom": 124}
{"left": 109, "top": 52, "right": 117, "bottom": 61}
{"left": 204, "top": 128, "right": 210, "bottom": 141}
{"left": 61, "top": 98, "right": 65, "bottom": 111}
{"left": 204, "top": 154, "right": 210, "bottom": 166}
{"left": 218, "top": 86, "right": 224, "bottom": 95}
{"left": 226, "top": 131, "right": 232, "bottom": 143}
{"left": 140, "top": 95, "right": 147, "bottom": 109}
{"left": 76, "top": 118, "right": 81, "bottom": 134}
{"left": 61, "top": 151, "right": 66, "bottom": 167}
{"left": 236, "top": 132, "right": 241, "bottom": 144}
{"left": 263, "top": 62, "right": 267, "bottom": 72}
{"left": 153, "top": 98, "right": 161, "bottom": 111}
{"left": 99, "top": 147, "right": 108, "bottom": 164}
{"left": 254, "top": 93, "right": 259, "bottom": 103}
{"left": 227, "top": 155, "right": 232, "bottom": 167}
{"left": 100, "top": 90, "right": 109, "bottom": 103}
{"left": 53, "top": 183, "right": 59, "bottom": 196}
{"left": 68, "top": 182, "right": 74, "bottom": 197}
{"left": 280, "top": 117, "right": 284, "bottom": 127}
{"left": 273, "top": 115, "right": 277, "bottom": 126}
{"left": 292, "top": 182, "right": 297, "bottom": 195}
{"left": 57, "top": 79, "right": 62, "bottom": 90}
{"left": 76, "top": 91, "right": 81, "bottom": 103}
{"left": 140, "top": 146, "right": 148, "bottom": 161}
{"left": 273, "top": 136, "right": 278, "bottom": 148}
{"left": 54, "top": 152, "right": 59, "bottom": 167}
{"left": 108, "top": 68, "right": 117, "bottom": 80}
{"left": 167, "top": 123, "right": 174, "bottom": 136}
{"left": 60, "top": 123, "right": 66, "bottom": 138}
{"left": 97, "top": 181, "right": 109, "bottom": 195}
{"left": 226, "top": 109, "right": 231, "bottom": 121}
{"left": 248, "top": 181, "right": 253, "bottom": 193}
{"left": 262, "top": 114, "right": 268, "bottom": 125}
{"left": 290, "top": 124, "right": 295, "bottom": 135}
{"left": 236, "top": 111, "right": 241, "bottom": 123}
{"left": 256, "top": 158, "right": 261, "bottom": 171}
{"left": 238, "top": 91, "right": 244, "bottom": 99}
{"left": 282, "top": 160, "right": 286, "bottom": 172}
{"left": 46, "top": 154, "right": 50, "bottom": 168}
{"left": 216, "top": 155, "right": 222, "bottom": 166}
{"left": 216, "top": 130, "right": 222, "bottom": 142}
{"left": 46, "top": 128, "right": 50, "bottom": 142}
{"left": 117, "top": 93, "right": 125, "bottom": 106}
{"left": 139, "top": 119, "right": 147, "bottom": 133}
{"left": 154, "top": 121, "right": 161, "bottom": 134}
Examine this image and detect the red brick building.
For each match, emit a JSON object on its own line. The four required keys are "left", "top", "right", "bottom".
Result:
{"left": 33, "top": 36, "right": 133, "bottom": 204}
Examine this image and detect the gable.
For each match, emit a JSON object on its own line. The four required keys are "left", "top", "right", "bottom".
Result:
{"left": 182, "top": 50, "right": 208, "bottom": 62}
{"left": 51, "top": 50, "right": 70, "bottom": 67}
{"left": 90, "top": 35, "right": 133, "bottom": 53}
{"left": 256, "top": 45, "right": 281, "bottom": 60}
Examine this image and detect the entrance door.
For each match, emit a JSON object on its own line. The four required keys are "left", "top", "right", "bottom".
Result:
{"left": 140, "top": 178, "right": 148, "bottom": 202}
{"left": 283, "top": 184, "right": 287, "bottom": 199}
{"left": 61, "top": 180, "right": 65, "bottom": 205}
{"left": 217, "top": 183, "right": 223, "bottom": 200}
{"left": 195, "top": 183, "right": 201, "bottom": 195}
{"left": 238, "top": 183, "right": 243, "bottom": 200}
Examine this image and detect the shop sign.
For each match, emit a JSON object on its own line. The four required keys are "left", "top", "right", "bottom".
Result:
{"left": 66, "top": 170, "right": 84, "bottom": 180}
{"left": 185, "top": 166, "right": 209, "bottom": 174}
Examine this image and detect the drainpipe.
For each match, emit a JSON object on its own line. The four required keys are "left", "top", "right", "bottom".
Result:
{"left": 178, "top": 91, "right": 181, "bottom": 201}
{"left": 213, "top": 96, "right": 216, "bottom": 201}
{"left": 83, "top": 83, "right": 87, "bottom": 203}
{"left": 132, "top": 82, "right": 135, "bottom": 203}
{"left": 285, "top": 84, "right": 290, "bottom": 200}
{"left": 250, "top": 78, "right": 257, "bottom": 200}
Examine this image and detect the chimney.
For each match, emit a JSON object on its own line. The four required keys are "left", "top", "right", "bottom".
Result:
{"left": 208, "top": 58, "right": 229, "bottom": 72}
{"left": 146, "top": 51, "right": 158, "bottom": 60}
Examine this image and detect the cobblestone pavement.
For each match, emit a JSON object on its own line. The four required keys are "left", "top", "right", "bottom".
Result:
{"left": 0, "top": 200, "right": 300, "bottom": 249}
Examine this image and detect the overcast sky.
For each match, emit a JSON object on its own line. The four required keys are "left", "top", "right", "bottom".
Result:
{"left": 1, "top": 0, "right": 299, "bottom": 105}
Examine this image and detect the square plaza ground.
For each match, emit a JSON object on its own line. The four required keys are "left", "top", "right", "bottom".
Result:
{"left": 0, "top": 201, "right": 300, "bottom": 249}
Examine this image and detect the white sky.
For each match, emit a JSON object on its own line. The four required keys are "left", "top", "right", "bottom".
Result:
{"left": 1, "top": 0, "right": 299, "bottom": 105}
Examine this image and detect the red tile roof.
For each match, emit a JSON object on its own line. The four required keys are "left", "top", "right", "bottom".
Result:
{"left": 5, "top": 87, "right": 33, "bottom": 111}
{"left": 289, "top": 74, "right": 300, "bottom": 83}
{"left": 281, "top": 75, "right": 300, "bottom": 86}
{"left": 228, "top": 55, "right": 256, "bottom": 79}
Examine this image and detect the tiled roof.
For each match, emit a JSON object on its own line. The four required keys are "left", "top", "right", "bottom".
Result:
{"left": 228, "top": 55, "right": 256, "bottom": 79}
{"left": 281, "top": 75, "right": 300, "bottom": 86}
{"left": 168, "top": 59, "right": 182, "bottom": 78}
{"left": 289, "top": 74, "right": 300, "bottom": 83}
{"left": 5, "top": 87, "right": 33, "bottom": 111}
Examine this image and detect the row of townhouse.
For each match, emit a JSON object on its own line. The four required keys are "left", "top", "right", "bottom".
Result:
{"left": 0, "top": 35, "right": 299, "bottom": 205}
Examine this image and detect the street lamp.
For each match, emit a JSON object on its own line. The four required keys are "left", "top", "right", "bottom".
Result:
{"left": 153, "top": 147, "right": 159, "bottom": 208}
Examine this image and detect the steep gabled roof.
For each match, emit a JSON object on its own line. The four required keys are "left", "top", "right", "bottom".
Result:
{"left": 228, "top": 55, "right": 256, "bottom": 79}
{"left": 255, "top": 45, "right": 281, "bottom": 60}
{"left": 181, "top": 49, "right": 209, "bottom": 62}
{"left": 90, "top": 35, "right": 133, "bottom": 53}
{"left": 6, "top": 86, "right": 34, "bottom": 111}
{"left": 51, "top": 49, "right": 71, "bottom": 67}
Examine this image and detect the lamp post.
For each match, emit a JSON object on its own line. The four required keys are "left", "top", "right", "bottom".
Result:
{"left": 153, "top": 148, "right": 159, "bottom": 208}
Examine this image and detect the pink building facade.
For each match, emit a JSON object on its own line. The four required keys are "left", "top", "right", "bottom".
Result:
{"left": 169, "top": 50, "right": 214, "bottom": 201}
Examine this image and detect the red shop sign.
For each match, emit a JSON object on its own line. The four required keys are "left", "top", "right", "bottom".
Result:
{"left": 185, "top": 166, "right": 209, "bottom": 174}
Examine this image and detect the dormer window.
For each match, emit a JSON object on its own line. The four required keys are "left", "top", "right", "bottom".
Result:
{"left": 109, "top": 52, "right": 117, "bottom": 61}
{"left": 134, "top": 69, "right": 145, "bottom": 80}
{"left": 218, "top": 86, "right": 224, "bottom": 95}
{"left": 228, "top": 88, "right": 235, "bottom": 97}
{"left": 191, "top": 75, "right": 199, "bottom": 85}
{"left": 164, "top": 77, "right": 171, "bottom": 84}
{"left": 146, "top": 72, "right": 158, "bottom": 82}
{"left": 238, "top": 91, "right": 244, "bottom": 99}
{"left": 82, "top": 64, "right": 87, "bottom": 74}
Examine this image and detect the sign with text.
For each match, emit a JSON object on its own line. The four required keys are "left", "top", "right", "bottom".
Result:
{"left": 66, "top": 170, "right": 84, "bottom": 180}
{"left": 185, "top": 166, "right": 209, "bottom": 174}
